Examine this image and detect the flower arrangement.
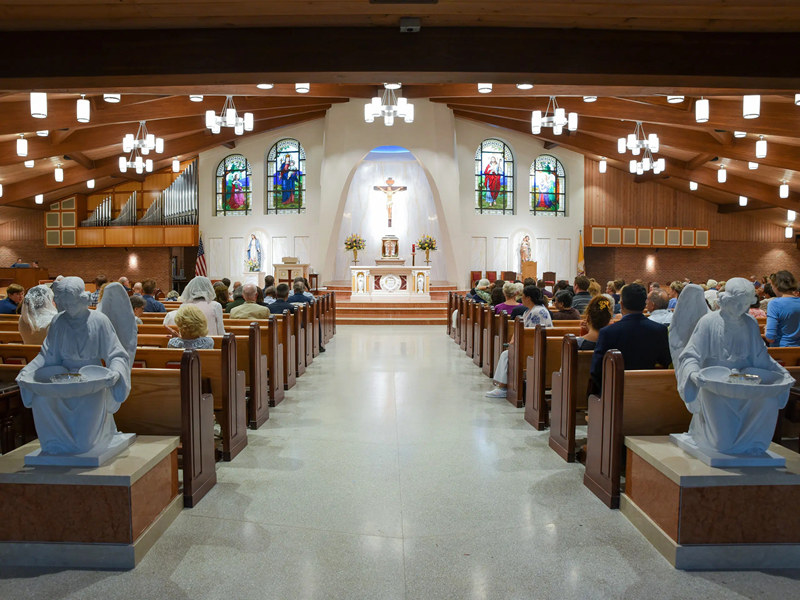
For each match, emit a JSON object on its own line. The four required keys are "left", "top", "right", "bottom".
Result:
{"left": 244, "top": 258, "right": 260, "bottom": 272}
{"left": 417, "top": 234, "right": 437, "bottom": 251}
{"left": 344, "top": 234, "right": 366, "bottom": 251}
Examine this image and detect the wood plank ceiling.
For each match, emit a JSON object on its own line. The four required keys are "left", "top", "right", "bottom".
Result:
{"left": 0, "top": 1, "right": 798, "bottom": 232}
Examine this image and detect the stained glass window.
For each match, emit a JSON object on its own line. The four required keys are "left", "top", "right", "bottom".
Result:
{"left": 475, "top": 139, "right": 514, "bottom": 214}
{"left": 215, "top": 154, "right": 252, "bottom": 216}
{"left": 530, "top": 154, "right": 566, "bottom": 216}
{"left": 266, "top": 138, "right": 306, "bottom": 214}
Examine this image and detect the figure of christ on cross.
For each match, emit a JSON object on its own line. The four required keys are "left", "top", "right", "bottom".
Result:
{"left": 373, "top": 177, "right": 407, "bottom": 228}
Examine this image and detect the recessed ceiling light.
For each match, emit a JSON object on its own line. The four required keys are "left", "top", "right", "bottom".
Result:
{"left": 516, "top": 83, "right": 533, "bottom": 90}
{"left": 583, "top": 96, "right": 597, "bottom": 102}
{"left": 477, "top": 83, "right": 492, "bottom": 94}
{"left": 733, "top": 131, "right": 747, "bottom": 138}
{"left": 666, "top": 96, "right": 684, "bottom": 103}
{"left": 103, "top": 94, "right": 121, "bottom": 103}
{"left": 295, "top": 83, "right": 310, "bottom": 93}
{"left": 189, "top": 95, "right": 204, "bottom": 102}
{"left": 256, "top": 83, "right": 274, "bottom": 90}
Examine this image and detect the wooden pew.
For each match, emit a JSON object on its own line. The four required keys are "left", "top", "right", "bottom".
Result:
{"left": 465, "top": 300, "right": 476, "bottom": 358}
{"left": 459, "top": 296, "right": 468, "bottom": 350}
{"left": 273, "top": 312, "right": 297, "bottom": 390}
{"left": 0, "top": 331, "right": 23, "bottom": 344}
{"left": 302, "top": 304, "right": 314, "bottom": 366}
{"left": 472, "top": 303, "right": 487, "bottom": 368}
{"left": 225, "top": 319, "right": 284, "bottom": 410}
{"left": 481, "top": 308, "right": 497, "bottom": 377}
{"left": 524, "top": 325, "right": 563, "bottom": 429}
{"left": 117, "top": 350, "right": 217, "bottom": 507}
{"left": 548, "top": 335, "right": 593, "bottom": 462}
{"left": 583, "top": 351, "right": 692, "bottom": 508}
{"left": 132, "top": 334, "right": 249, "bottom": 460}
{"left": 447, "top": 292, "right": 454, "bottom": 338}
{"left": 492, "top": 312, "right": 510, "bottom": 380}
{"left": 293, "top": 305, "right": 306, "bottom": 376}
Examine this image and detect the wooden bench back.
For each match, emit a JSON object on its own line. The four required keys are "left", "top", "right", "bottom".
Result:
{"left": 0, "top": 344, "right": 40, "bottom": 365}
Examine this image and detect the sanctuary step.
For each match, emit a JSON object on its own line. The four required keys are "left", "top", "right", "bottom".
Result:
{"left": 325, "top": 281, "right": 456, "bottom": 301}
{"left": 336, "top": 300, "right": 448, "bottom": 326}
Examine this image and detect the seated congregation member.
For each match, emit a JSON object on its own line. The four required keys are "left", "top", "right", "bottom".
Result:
{"left": 166, "top": 290, "right": 180, "bottom": 300}
{"left": 213, "top": 282, "right": 230, "bottom": 308}
{"left": 587, "top": 280, "right": 602, "bottom": 298}
{"left": 132, "top": 281, "right": 143, "bottom": 296}
{"left": 749, "top": 297, "right": 767, "bottom": 319}
{"left": 0, "top": 283, "right": 24, "bottom": 314}
{"left": 230, "top": 283, "right": 271, "bottom": 319}
{"left": 575, "top": 295, "right": 614, "bottom": 350}
{"left": 89, "top": 275, "right": 107, "bottom": 307}
{"left": 19, "top": 285, "right": 57, "bottom": 344}
{"left": 263, "top": 285, "right": 277, "bottom": 305}
{"left": 130, "top": 294, "right": 145, "bottom": 324}
{"left": 473, "top": 278, "right": 491, "bottom": 303}
{"left": 590, "top": 283, "right": 671, "bottom": 390}
{"left": 163, "top": 276, "right": 225, "bottom": 336}
{"left": 646, "top": 290, "right": 673, "bottom": 325}
{"left": 486, "top": 285, "right": 553, "bottom": 398}
{"left": 268, "top": 283, "right": 297, "bottom": 315}
{"left": 225, "top": 285, "right": 245, "bottom": 313}
{"left": 667, "top": 281, "right": 684, "bottom": 310}
{"left": 288, "top": 281, "right": 312, "bottom": 304}
{"left": 301, "top": 277, "right": 315, "bottom": 301}
{"left": 536, "top": 279, "right": 553, "bottom": 299}
{"left": 118, "top": 276, "right": 132, "bottom": 291}
{"left": 168, "top": 304, "right": 214, "bottom": 350}
{"left": 141, "top": 279, "right": 165, "bottom": 312}
{"left": 494, "top": 282, "right": 522, "bottom": 315}
{"left": 489, "top": 286, "right": 506, "bottom": 308}
{"left": 571, "top": 275, "right": 592, "bottom": 313}
{"left": 765, "top": 269, "right": 800, "bottom": 347}
{"left": 550, "top": 289, "right": 580, "bottom": 320}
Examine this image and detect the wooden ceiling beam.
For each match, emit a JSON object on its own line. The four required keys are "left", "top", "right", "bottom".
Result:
{"left": 687, "top": 152, "right": 717, "bottom": 170}
{"left": 0, "top": 109, "right": 328, "bottom": 206}
{"left": 1, "top": 27, "right": 799, "bottom": 90}
{"left": 0, "top": 95, "right": 346, "bottom": 137}
{"left": 50, "top": 128, "right": 75, "bottom": 145}
{"left": 63, "top": 151, "right": 94, "bottom": 170}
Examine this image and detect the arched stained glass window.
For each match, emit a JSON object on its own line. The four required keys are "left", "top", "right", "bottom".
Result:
{"left": 266, "top": 138, "right": 306, "bottom": 214}
{"left": 215, "top": 154, "right": 252, "bottom": 216}
{"left": 475, "top": 138, "right": 514, "bottom": 214}
{"left": 530, "top": 154, "right": 566, "bottom": 216}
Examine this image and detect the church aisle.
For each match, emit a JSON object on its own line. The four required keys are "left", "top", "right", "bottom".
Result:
{"left": 1, "top": 326, "right": 797, "bottom": 599}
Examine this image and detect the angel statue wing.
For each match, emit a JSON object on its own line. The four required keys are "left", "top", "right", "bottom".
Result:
{"left": 668, "top": 283, "right": 709, "bottom": 367}
{"left": 97, "top": 282, "right": 137, "bottom": 369}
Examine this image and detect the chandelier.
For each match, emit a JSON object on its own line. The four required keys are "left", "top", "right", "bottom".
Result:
{"left": 531, "top": 96, "right": 577, "bottom": 135}
{"left": 119, "top": 121, "right": 164, "bottom": 174}
{"left": 620, "top": 121, "right": 664, "bottom": 175}
{"left": 364, "top": 83, "right": 414, "bottom": 126}
{"left": 205, "top": 96, "right": 254, "bottom": 135}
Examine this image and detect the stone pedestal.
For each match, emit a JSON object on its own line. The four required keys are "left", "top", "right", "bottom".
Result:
{"left": 0, "top": 436, "right": 181, "bottom": 569}
{"left": 620, "top": 436, "right": 800, "bottom": 570}
{"left": 242, "top": 271, "right": 266, "bottom": 289}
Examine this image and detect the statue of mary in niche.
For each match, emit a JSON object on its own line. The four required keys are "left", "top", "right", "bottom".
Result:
{"left": 246, "top": 233, "right": 262, "bottom": 272}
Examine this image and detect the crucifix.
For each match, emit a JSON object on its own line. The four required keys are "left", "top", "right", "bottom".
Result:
{"left": 373, "top": 177, "right": 407, "bottom": 228}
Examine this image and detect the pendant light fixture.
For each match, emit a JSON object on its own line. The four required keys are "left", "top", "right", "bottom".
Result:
{"left": 54, "top": 164, "right": 64, "bottom": 182}
{"left": 30, "top": 92, "right": 47, "bottom": 118}
{"left": 87, "top": 179, "right": 95, "bottom": 189}
{"left": 204, "top": 96, "right": 254, "bottom": 135}
{"left": 120, "top": 121, "right": 164, "bottom": 174}
{"left": 36, "top": 130, "right": 48, "bottom": 137}
{"left": 16, "top": 135, "right": 27, "bottom": 157}
{"left": 743, "top": 95, "right": 760, "bottom": 119}
{"left": 24, "top": 160, "right": 34, "bottom": 168}
{"left": 739, "top": 195, "right": 748, "bottom": 207}
{"left": 172, "top": 159, "right": 180, "bottom": 173}
{"left": 295, "top": 83, "right": 310, "bottom": 94}
{"left": 103, "top": 94, "right": 121, "bottom": 103}
{"left": 618, "top": 121, "right": 664, "bottom": 174}
{"left": 780, "top": 181, "right": 790, "bottom": 198}
{"left": 76, "top": 94, "right": 90, "bottom": 123}
{"left": 689, "top": 181, "right": 698, "bottom": 191}
{"left": 755, "top": 136, "right": 767, "bottom": 159}
{"left": 598, "top": 158, "right": 607, "bottom": 173}
{"left": 787, "top": 226, "right": 794, "bottom": 239}
{"left": 35, "top": 194, "right": 43, "bottom": 204}
{"left": 531, "top": 96, "right": 578, "bottom": 135}
{"left": 189, "top": 95, "right": 203, "bottom": 102}
{"left": 734, "top": 131, "right": 747, "bottom": 138}
{"left": 788, "top": 209, "right": 796, "bottom": 222}
{"left": 748, "top": 162, "right": 759, "bottom": 170}
{"left": 583, "top": 96, "right": 597, "bottom": 102}
{"left": 695, "top": 97, "right": 709, "bottom": 123}
{"left": 667, "top": 95, "right": 684, "bottom": 104}
{"left": 364, "top": 83, "right": 414, "bottom": 126}
{"left": 0, "top": 183, "right": 3, "bottom": 197}
{"left": 477, "top": 83, "right": 492, "bottom": 94}
{"left": 718, "top": 165, "right": 727, "bottom": 182}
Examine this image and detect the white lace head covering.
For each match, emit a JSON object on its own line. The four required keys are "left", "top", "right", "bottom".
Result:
{"left": 19, "top": 285, "right": 57, "bottom": 341}
{"left": 669, "top": 283, "right": 709, "bottom": 366}
{"left": 181, "top": 276, "right": 215, "bottom": 303}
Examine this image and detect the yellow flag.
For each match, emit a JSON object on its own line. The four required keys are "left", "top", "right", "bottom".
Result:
{"left": 577, "top": 230, "right": 586, "bottom": 276}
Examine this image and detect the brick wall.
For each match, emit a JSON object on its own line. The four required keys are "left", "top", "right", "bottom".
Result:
{"left": 0, "top": 240, "right": 174, "bottom": 291}
{"left": 586, "top": 241, "right": 800, "bottom": 286}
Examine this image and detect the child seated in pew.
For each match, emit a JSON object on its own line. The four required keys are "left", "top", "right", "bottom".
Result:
{"left": 167, "top": 304, "right": 214, "bottom": 350}
{"left": 486, "top": 286, "right": 552, "bottom": 398}
{"left": 575, "top": 295, "right": 614, "bottom": 350}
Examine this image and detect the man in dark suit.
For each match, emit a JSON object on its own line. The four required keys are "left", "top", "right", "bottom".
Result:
{"left": 590, "top": 282, "right": 671, "bottom": 389}
{"left": 268, "top": 283, "right": 296, "bottom": 315}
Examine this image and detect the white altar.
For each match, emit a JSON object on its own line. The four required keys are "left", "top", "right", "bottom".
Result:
{"left": 350, "top": 265, "right": 431, "bottom": 301}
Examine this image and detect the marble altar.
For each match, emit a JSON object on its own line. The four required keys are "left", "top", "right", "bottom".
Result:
{"left": 350, "top": 265, "right": 431, "bottom": 301}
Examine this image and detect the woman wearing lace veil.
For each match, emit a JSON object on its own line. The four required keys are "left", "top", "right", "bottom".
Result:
{"left": 18, "top": 284, "right": 58, "bottom": 345}
{"left": 163, "top": 276, "right": 225, "bottom": 336}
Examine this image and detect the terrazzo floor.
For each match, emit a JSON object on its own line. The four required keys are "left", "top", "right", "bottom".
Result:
{"left": 1, "top": 326, "right": 798, "bottom": 599}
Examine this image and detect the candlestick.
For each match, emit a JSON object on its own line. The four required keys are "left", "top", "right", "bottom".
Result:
{"left": 412, "top": 243, "right": 415, "bottom": 252}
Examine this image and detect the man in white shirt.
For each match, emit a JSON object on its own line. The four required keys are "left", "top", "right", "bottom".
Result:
{"left": 647, "top": 290, "right": 673, "bottom": 325}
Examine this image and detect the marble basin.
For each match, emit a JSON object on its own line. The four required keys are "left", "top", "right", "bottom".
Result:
{"left": 697, "top": 366, "right": 794, "bottom": 399}
{"left": 20, "top": 365, "right": 119, "bottom": 398}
